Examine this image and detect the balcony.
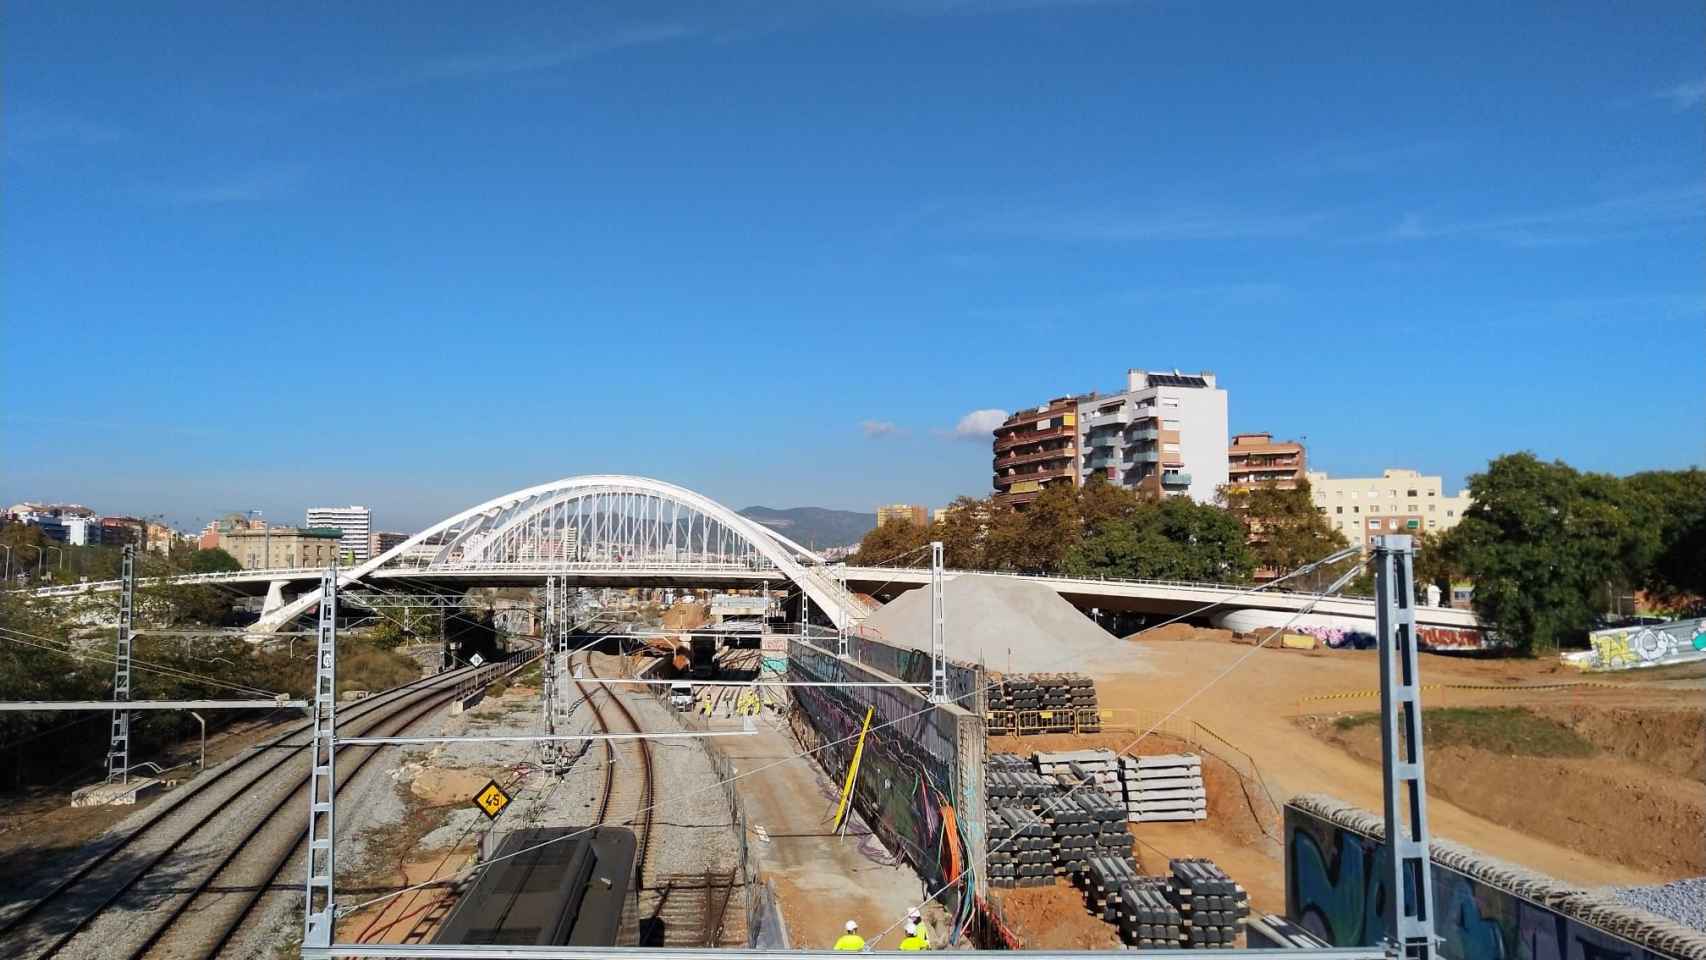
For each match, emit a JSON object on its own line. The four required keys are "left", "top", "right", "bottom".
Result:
{"left": 1161, "top": 471, "right": 1192, "bottom": 488}
{"left": 996, "top": 445, "right": 1077, "bottom": 469}
{"left": 1126, "top": 449, "right": 1160, "bottom": 464}
{"left": 995, "top": 425, "right": 1074, "bottom": 452}
{"left": 1086, "top": 453, "right": 1120, "bottom": 470}
{"left": 995, "top": 465, "right": 1073, "bottom": 489}
{"left": 1083, "top": 408, "right": 1129, "bottom": 429}
{"left": 1126, "top": 427, "right": 1159, "bottom": 442}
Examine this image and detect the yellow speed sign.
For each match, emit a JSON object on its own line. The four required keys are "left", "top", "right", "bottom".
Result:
{"left": 473, "top": 779, "right": 512, "bottom": 819}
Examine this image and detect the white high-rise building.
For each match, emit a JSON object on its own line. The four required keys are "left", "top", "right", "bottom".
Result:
{"left": 306, "top": 505, "right": 372, "bottom": 562}
{"left": 1076, "top": 369, "right": 1229, "bottom": 504}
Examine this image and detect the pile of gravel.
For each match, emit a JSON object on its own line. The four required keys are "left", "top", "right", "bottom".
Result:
{"left": 1612, "top": 878, "right": 1706, "bottom": 935}
{"left": 863, "top": 574, "right": 1143, "bottom": 675}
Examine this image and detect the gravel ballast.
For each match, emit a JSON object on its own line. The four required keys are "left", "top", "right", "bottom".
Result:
{"left": 1612, "top": 877, "right": 1706, "bottom": 935}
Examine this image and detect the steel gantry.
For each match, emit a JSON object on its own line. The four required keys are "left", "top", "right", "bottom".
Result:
{"left": 106, "top": 545, "right": 136, "bottom": 784}
{"left": 1373, "top": 536, "right": 1437, "bottom": 960}
{"left": 303, "top": 564, "right": 340, "bottom": 950}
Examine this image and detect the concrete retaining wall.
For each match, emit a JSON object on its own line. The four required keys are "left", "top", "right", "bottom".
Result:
{"left": 787, "top": 639, "right": 987, "bottom": 913}
{"left": 847, "top": 632, "right": 987, "bottom": 715}
{"left": 1286, "top": 794, "right": 1706, "bottom": 960}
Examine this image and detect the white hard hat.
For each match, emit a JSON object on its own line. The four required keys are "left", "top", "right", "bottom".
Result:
{"left": 908, "top": 908, "right": 922, "bottom": 920}
{"left": 905, "top": 923, "right": 918, "bottom": 935}
{"left": 845, "top": 920, "right": 859, "bottom": 932}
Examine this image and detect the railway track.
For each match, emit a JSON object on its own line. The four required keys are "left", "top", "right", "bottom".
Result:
{"left": 0, "top": 660, "right": 516, "bottom": 960}
{"left": 572, "top": 652, "right": 656, "bottom": 888}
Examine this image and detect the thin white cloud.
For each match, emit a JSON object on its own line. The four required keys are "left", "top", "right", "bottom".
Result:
{"left": 975, "top": 202, "right": 1329, "bottom": 242}
{"left": 417, "top": 24, "right": 693, "bottom": 81}
{"left": 137, "top": 166, "right": 306, "bottom": 207}
{"left": 953, "top": 408, "right": 1008, "bottom": 441}
{"left": 1389, "top": 185, "right": 1703, "bottom": 246}
{"left": 1657, "top": 80, "right": 1706, "bottom": 111}
{"left": 861, "top": 419, "right": 902, "bottom": 438}
{"left": 6, "top": 109, "right": 123, "bottom": 155}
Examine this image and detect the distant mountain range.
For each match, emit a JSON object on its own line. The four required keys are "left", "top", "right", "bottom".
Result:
{"left": 737, "top": 506, "right": 875, "bottom": 549}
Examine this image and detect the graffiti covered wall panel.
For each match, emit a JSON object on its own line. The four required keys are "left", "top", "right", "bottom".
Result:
{"left": 1285, "top": 797, "right": 1693, "bottom": 960}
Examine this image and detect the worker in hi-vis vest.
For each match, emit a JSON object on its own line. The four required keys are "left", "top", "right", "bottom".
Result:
{"left": 833, "top": 920, "right": 865, "bottom": 951}
{"left": 899, "top": 922, "right": 927, "bottom": 951}
{"left": 908, "top": 908, "right": 932, "bottom": 947}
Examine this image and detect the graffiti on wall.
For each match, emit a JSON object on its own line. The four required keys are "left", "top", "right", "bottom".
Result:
{"left": 1288, "top": 624, "right": 1488, "bottom": 652}
{"left": 1287, "top": 805, "right": 1668, "bottom": 960}
{"left": 1567, "top": 618, "right": 1706, "bottom": 672}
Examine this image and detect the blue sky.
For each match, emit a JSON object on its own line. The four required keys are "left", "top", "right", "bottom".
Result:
{"left": 5, "top": 2, "right": 1702, "bottom": 533}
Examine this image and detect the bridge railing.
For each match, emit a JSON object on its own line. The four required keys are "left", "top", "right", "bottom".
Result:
{"left": 379, "top": 559, "right": 784, "bottom": 575}
{"left": 846, "top": 565, "right": 1377, "bottom": 603}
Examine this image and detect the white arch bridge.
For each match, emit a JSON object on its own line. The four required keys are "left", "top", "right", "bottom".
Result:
{"left": 239, "top": 475, "right": 869, "bottom": 630}
{"left": 34, "top": 474, "right": 1485, "bottom": 646}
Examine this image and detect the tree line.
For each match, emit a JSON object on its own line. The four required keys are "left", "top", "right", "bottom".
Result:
{"left": 849, "top": 454, "right": 1704, "bottom": 655}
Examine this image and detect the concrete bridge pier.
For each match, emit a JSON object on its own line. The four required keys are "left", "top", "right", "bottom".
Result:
{"left": 262, "top": 579, "right": 289, "bottom": 618}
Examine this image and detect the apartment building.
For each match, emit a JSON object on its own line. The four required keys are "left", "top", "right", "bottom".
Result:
{"left": 875, "top": 504, "right": 928, "bottom": 527}
{"left": 369, "top": 530, "right": 410, "bottom": 557}
{"left": 220, "top": 526, "right": 341, "bottom": 569}
{"left": 1307, "top": 468, "right": 1474, "bottom": 551}
{"left": 306, "top": 505, "right": 372, "bottom": 562}
{"left": 991, "top": 397, "right": 1084, "bottom": 507}
{"left": 1226, "top": 433, "right": 1306, "bottom": 491}
{"left": 1076, "top": 369, "right": 1228, "bottom": 504}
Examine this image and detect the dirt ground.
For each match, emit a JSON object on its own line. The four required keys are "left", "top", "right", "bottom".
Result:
{"left": 1312, "top": 707, "right": 1706, "bottom": 877}
{"left": 1083, "top": 633, "right": 1704, "bottom": 895}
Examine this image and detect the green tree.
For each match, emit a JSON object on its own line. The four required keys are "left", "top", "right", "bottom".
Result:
{"left": 1219, "top": 480, "right": 1349, "bottom": 578}
{"left": 1444, "top": 453, "right": 1650, "bottom": 654}
{"left": 1064, "top": 496, "right": 1254, "bottom": 582}
{"left": 983, "top": 483, "right": 1081, "bottom": 574}
{"left": 188, "top": 547, "right": 242, "bottom": 573}
{"left": 849, "top": 518, "right": 931, "bottom": 566}
{"left": 933, "top": 496, "right": 990, "bottom": 569}
{"left": 1622, "top": 468, "right": 1706, "bottom": 610}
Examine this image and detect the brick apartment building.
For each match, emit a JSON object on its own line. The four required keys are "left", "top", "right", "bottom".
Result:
{"left": 991, "top": 397, "right": 1083, "bottom": 507}
{"left": 1226, "top": 432, "right": 1307, "bottom": 491}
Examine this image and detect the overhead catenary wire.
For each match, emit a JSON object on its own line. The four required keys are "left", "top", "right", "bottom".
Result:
{"left": 335, "top": 543, "right": 1371, "bottom": 922}
{"left": 0, "top": 626, "right": 284, "bottom": 699}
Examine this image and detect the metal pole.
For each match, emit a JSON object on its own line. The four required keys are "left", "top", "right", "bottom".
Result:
{"left": 303, "top": 560, "right": 339, "bottom": 949}
{"left": 1374, "top": 535, "right": 1435, "bottom": 960}
{"left": 929, "top": 540, "right": 946, "bottom": 704}
{"left": 107, "top": 545, "right": 135, "bottom": 784}
{"left": 190, "top": 711, "right": 206, "bottom": 770}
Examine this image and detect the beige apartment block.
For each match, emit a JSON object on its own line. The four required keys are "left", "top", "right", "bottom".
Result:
{"left": 1306, "top": 468, "right": 1472, "bottom": 551}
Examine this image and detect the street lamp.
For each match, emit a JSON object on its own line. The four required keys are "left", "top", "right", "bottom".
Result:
{"left": 46, "top": 546, "right": 64, "bottom": 579}
{"left": 0, "top": 545, "right": 11, "bottom": 585}
{"left": 19, "top": 544, "right": 43, "bottom": 581}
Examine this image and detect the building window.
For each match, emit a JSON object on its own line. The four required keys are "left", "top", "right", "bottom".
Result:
{"left": 1370, "top": 505, "right": 1380, "bottom": 513}
{"left": 1446, "top": 510, "right": 1455, "bottom": 517}
{"left": 1352, "top": 506, "right": 1359, "bottom": 513}
{"left": 1350, "top": 491, "right": 1358, "bottom": 499}
{"left": 1163, "top": 419, "right": 1181, "bottom": 429}
{"left": 1162, "top": 397, "right": 1180, "bottom": 407}
{"left": 1335, "top": 506, "right": 1343, "bottom": 514}
{"left": 1368, "top": 519, "right": 1381, "bottom": 530}
{"left": 1408, "top": 504, "right": 1418, "bottom": 512}
{"left": 1407, "top": 489, "right": 1418, "bottom": 497}
{"left": 1388, "top": 519, "right": 1398, "bottom": 530}
{"left": 1428, "top": 519, "right": 1437, "bottom": 527}
{"left": 1429, "top": 504, "right": 1436, "bottom": 512}
{"left": 1427, "top": 490, "right": 1436, "bottom": 497}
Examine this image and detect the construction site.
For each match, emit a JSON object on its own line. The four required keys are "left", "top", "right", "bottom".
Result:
{"left": 2, "top": 528, "right": 1702, "bottom": 960}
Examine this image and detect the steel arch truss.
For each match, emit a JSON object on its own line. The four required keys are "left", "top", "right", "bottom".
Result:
{"left": 392, "top": 481, "right": 795, "bottom": 572}
{"left": 254, "top": 475, "right": 861, "bottom": 630}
